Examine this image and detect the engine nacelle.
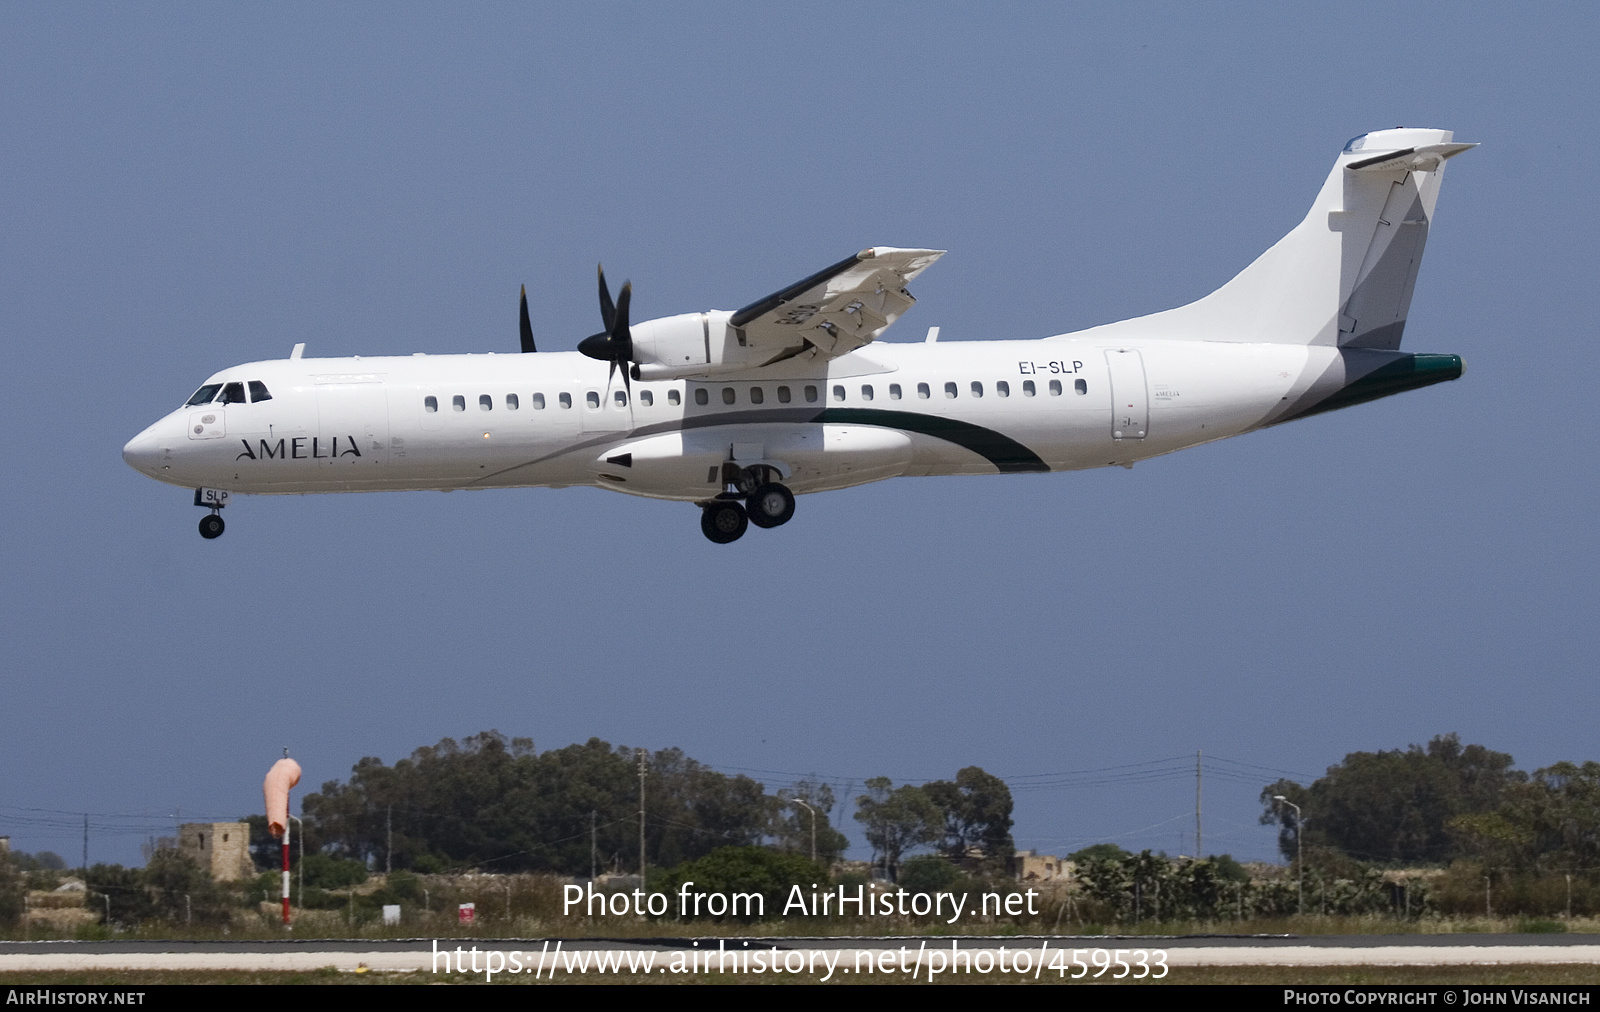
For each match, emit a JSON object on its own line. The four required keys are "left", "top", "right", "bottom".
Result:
{"left": 630, "top": 310, "right": 785, "bottom": 381}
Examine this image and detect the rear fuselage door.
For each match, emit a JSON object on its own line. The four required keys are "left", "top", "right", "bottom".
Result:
{"left": 1105, "top": 349, "right": 1148, "bottom": 440}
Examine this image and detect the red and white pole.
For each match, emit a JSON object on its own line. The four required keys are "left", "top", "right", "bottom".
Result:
{"left": 263, "top": 755, "right": 303, "bottom": 930}
{"left": 281, "top": 822, "right": 291, "bottom": 925}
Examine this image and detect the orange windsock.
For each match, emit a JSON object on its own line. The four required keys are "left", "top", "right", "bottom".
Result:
{"left": 263, "top": 757, "right": 303, "bottom": 837}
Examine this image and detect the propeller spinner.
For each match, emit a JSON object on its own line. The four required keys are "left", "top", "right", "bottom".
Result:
{"left": 577, "top": 264, "right": 633, "bottom": 393}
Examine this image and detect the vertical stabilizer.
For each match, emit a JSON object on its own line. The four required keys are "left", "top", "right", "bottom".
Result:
{"left": 1059, "top": 129, "right": 1474, "bottom": 347}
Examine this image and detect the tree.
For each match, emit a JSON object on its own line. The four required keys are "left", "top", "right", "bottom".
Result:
{"left": 854, "top": 778, "right": 942, "bottom": 881}
{"left": 1451, "top": 760, "right": 1600, "bottom": 872}
{"left": 922, "top": 766, "right": 1015, "bottom": 872}
{"left": 298, "top": 732, "right": 780, "bottom": 874}
{"left": 0, "top": 851, "right": 24, "bottom": 928}
{"left": 142, "top": 850, "right": 230, "bottom": 925}
{"left": 1260, "top": 734, "right": 1523, "bottom": 864}
{"left": 772, "top": 780, "right": 849, "bottom": 863}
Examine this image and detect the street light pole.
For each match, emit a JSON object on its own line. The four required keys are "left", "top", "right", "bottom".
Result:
{"left": 793, "top": 800, "right": 817, "bottom": 864}
{"left": 1273, "top": 796, "right": 1303, "bottom": 917}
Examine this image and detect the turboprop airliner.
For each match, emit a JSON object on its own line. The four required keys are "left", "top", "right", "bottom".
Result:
{"left": 124, "top": 128, "right": 1474, "bottom": 543}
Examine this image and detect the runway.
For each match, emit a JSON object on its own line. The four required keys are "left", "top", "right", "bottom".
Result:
{"left": 2, "top": 935, "right": 1598, "bottom": 976}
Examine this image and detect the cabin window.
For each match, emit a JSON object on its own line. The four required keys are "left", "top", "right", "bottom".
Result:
{"left": 944, "top": 381, "right": 958, "bottom": 399}
{"left": 804, "top": 385, "right": 818, "bottom": 403}
{"left": 614, "top": 390, "right": 627, "bottom": 407}
{"left": 452, "top": 395, "right": 466, "bottom": 411}
{"left": 559, "top": 392, "right": 573, "bottom": 409}
{"left": 996, "top": 381, "right": 1010, "bottom": 398}
{"left": 889, "top": 383, "right": 902, "bottom": 400}
{"left": 424, "top": 395, "right": 439, "bottom": 413}
{"left": 860, "top": 385, "right": 874, "bottom": 401}
{"left": 219, "top": 382, "right": 247, "bottom": 404}
{"left": 186, "top": 384, "right": 222, "bottom": 406}
{"left": 917, "top": 382, "right": 930, "bottom": 399}
{"left": 668, "top": 389, "right": 681, "bottom": 405}
{"left": 479, "top": 394, "right": 493, "bottom": 411}
{"left": 1049, "top": 380, "right": 1062, "bottom": 396}
{"left": 694, "top": 388, "right": 709, "bottom": 406}
{"left": 1023, "top": 380, "right": 1036, "bottom": 397}
{"left": 640, "top": 390, "right": 653, "bottom": 406}
{"left": 506, "top": 393, "right": 519, "bottom": 410}
{"left": 248, "top": 380, "right": 272, "bottom": 403}
{"left": 776, "top": 386, "right": 791, "bottom": 403}
{"left": 749, "top": 386, "right": 764, "bottom": 404}
{"left": 832, "top": 385, "right": 845, "bottom": 402}
{"left": 532, "top": 393, "right": 545, "bottom": 409}
{"left": 586, "top": 391, "right": 600, "bottom": 408}
{"left": 721, "top": 387, "right": 736, "bottom": 405}
{"left": 1075, "top": 378, "right": 1088, "bottom": 395}
{"left": 971, "top": 381, "right": 983, "bottom": 398}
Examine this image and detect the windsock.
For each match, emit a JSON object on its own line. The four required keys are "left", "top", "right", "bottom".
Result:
{"left": 263, "top": 757, "right": 303, "bottom": 837}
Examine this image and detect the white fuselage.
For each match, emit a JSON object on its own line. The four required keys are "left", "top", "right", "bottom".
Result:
{"left": 123, "top": 336, "right": 1330, "bottom": 502}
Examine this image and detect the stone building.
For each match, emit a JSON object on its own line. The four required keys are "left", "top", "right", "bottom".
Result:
{"left": 1014, "top": 849, "right": 1072, "bottom": 882}
{"left": 177, "top": 822, "right": 255, "bottom": 881}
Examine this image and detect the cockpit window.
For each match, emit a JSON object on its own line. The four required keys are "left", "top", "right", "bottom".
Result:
{"left": 185, "top": 384, "right": 222, "bottom": 406}
{"left": 248, "top": 380, "right": 272, "bottom": 403}
{"left": 219, "top": 382, "right": 247, "bottom": 404}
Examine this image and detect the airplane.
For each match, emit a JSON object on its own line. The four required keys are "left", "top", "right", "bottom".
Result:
{"left": 123, "top": 127, "right": 1474, "bottom": 544}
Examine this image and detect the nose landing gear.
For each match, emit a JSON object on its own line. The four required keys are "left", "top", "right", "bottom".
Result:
{"left": 193, "top": 488, "right": 229, "bottom": 539}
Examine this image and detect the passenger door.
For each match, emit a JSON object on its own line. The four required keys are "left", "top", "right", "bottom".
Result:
{"left": 1105, "top": 349, "right": 1148, "bottom": 440}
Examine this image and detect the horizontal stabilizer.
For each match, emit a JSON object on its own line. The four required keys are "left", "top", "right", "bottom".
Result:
{"left": 1346, "top": 142, "right": 1477, "bottom": 173}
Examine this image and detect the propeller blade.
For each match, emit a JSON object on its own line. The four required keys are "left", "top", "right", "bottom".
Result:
{"left": 612, "top": 282, "right": 633, "bottom": 397}
{"left": 597, "top": 264, "right": 616, "bottom": 332}
{"left": 519, "top": 284, "right": 536, "bottom": 353}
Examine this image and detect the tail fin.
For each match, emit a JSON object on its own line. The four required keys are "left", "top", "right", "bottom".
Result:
{"left": 1064, "top": 128, "right": 1475, "bottom": 347}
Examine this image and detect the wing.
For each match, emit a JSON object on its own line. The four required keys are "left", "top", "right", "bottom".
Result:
{"left": 729, "top": 246, "right": 945, "bottom": 360}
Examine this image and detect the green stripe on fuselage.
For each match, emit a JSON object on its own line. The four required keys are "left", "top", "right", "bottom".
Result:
{"left": 819, "top": 408, "right": 1050, "bottom": 473}
{"left": 1292, "top": 353, "right": 1463, "bottom": 421}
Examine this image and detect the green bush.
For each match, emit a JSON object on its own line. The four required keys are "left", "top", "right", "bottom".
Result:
{"left": 898, "top": 855, "right": 966, "bottom": 892}
{"left": 654, "top": 847, "right": 829, "bottom": 922}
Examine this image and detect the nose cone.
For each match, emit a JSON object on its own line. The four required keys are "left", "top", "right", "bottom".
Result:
{"left": 122, "top": 421, "right": 167, "bottom": 475}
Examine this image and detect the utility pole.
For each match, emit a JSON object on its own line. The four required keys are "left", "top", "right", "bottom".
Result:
{"left": 637, "top": 749, "right": 647, "bottom": 892}
{"left": 1195, "top": 751, "right": 1203, "bottom": 858}
{"left": 590, "top": 810, "right": 597, "bottom": 883}
{"left": 386, "top": 804, "right": 392, "bottom": 876}
{"left": 1273, "top": 796, "right": 1303, "bottom": 917}
{"left": 83, "top": 814, "right": 89, "bottom": 871}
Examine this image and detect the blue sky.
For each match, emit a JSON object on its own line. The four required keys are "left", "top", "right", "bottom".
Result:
{"left": 3, "top": 3, "right": 1597, "bottom": 867}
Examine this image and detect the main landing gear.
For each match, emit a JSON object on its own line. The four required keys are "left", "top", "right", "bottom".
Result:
{"left": 699, "top": 466, "right": 795, "bottom": 544}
